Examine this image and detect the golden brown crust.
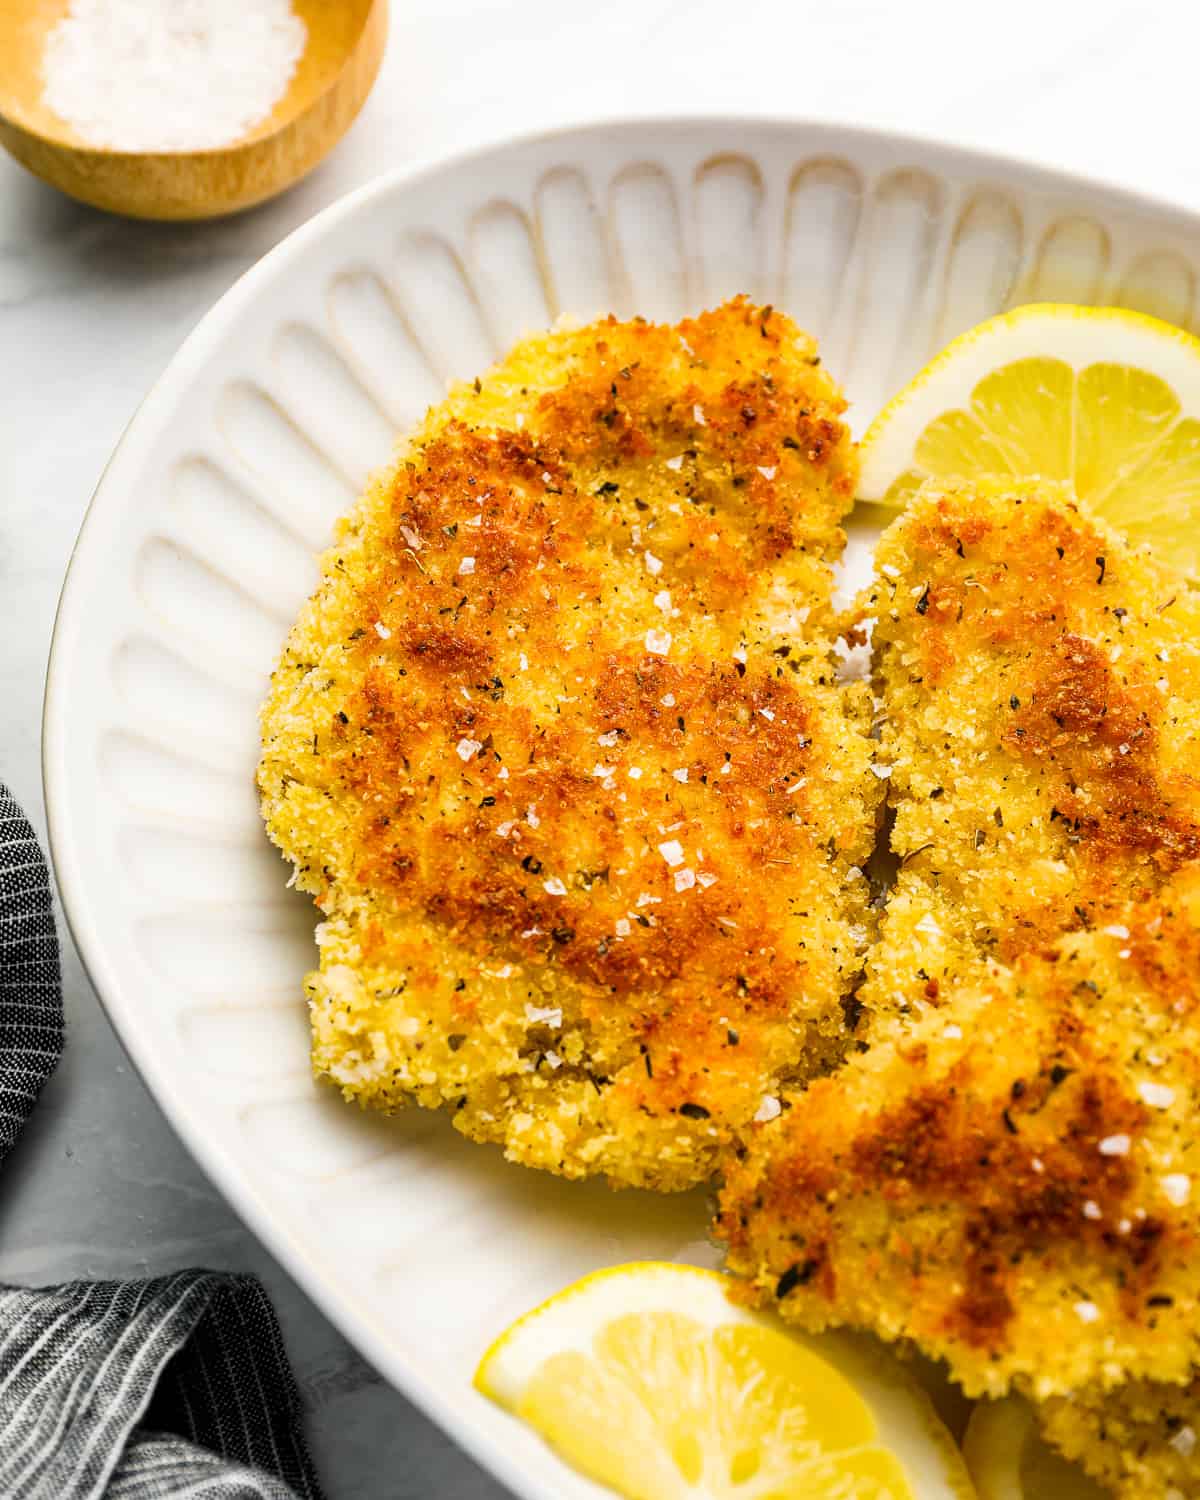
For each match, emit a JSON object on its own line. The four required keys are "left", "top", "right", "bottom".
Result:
{"left": 717, "top": 481, "right": 1200, "bottom": 1399}
{"left": 1039, "top": 1375, "right": 1200, "bottom": 1498}
{"left": 258, "top": 298, "right": 879, "bottom": 1189}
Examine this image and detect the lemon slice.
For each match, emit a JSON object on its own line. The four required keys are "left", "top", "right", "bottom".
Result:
{"left": 962, "top": 1398, "right": 1107, "bottom": 1500}
{"left": 475, "top": 1262, "right": 977, "bottom": 1499}
{"left": 858, "top": 302, "right": 1200, "bottom": 575}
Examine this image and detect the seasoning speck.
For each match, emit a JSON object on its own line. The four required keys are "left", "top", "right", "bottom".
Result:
{"left": 524, "top": 1003, "right": 562, "bottom": 1027}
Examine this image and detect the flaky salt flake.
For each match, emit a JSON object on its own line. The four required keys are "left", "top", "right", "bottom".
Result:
{"left": 645, "top": 629, "right": 672, "bottom": 655}
{"left": 543, "top": 1050, "right": 562, "bottom": 1070}
{"left": 628, "top": 766, "right": 643, "bottom": 781}
{"left": 373, "top": 621, "right": 391, "bottom": 640}
{"left": 1138, "top": 1080, "right": 1175, "bottom": 1109}
{"left": 1162, "top": 1173, "right": 1191, "bottom": 1206}
{"left": 542, "top": 876, "right": 567, "bottom": 896}
{"left": 733, "top": 646, "right": 747, "bottom": 664}
{"left": 494, "top": 821, "right": 515, "bottom": 838}
{"left": 524, "top": 1003, "right": 562, "bottom": 1027}
{"left": 654, "top": 590, "right": 672, "bottom": 614}
{"left": 880, "top": 563, "right": 900, "bottom": 579}
{"left": 1074, "top": 1301, "right": 1101, "bottom": 1324}
{"left": 592, "top": 764, "right": 615, "bottom": 778}
{"left": 693, "top": 403, "right": 706, "bottom": 426}
{"left": 518, "top": 652, "right": 529, "bottom": 672}
{"left": 644, "top": 551, "right": 663, "bottom": 576}
{"left": 673, "top": 768, "right": 688, "bottom": 783}
{"left": 665, "top": 455, "right": 684, "bottom": 472}
{"left": 754, "top": 1096, "right": 782, "bottom": 1123}
{"left": 1031, "top": 1156, "right": 1045, "bottom": 1173}
{"left": 1082, "top": 1201, "right": 1102, "bottom": 1220}
{"left": 455, "top": 737, "right": 482, "bottom": 761}
{"left": 674, "top": 868, "right": 696, "bottom": 892}
{"left": 525, "top": 804, "right": 540, "bottom": 828}
{"left": 758, "top": 708, "right": 775, "bottom": 722}
{"left": 870, "top": 764, "right": 893, "bottom": 779}
{"left": 1169, "top": 1426, "right": 1197, "bottom": 1457}
{"left": 658, "top": 840, "right": 685, "bottom": 867}
{"left": 615, "top": 918, "right": 631, "bottom": 937}
{"left": 399, "top": 524, "right": 423, "bottom": 550}
{"left": 636, "top": 893, "right": 661, "bottom": 907}
{"left": 598, "top": 730, "right": 620, "bottom": 747}
{"left": 458, "top": 556, "right": 476, "bottom": 575}
{"left": 943, "top": 1024, "right": 963, "bottom": 1040}
{"left": 697, "top": 871, "right": 718, "bottom": 888}
{"left": 1103, "top": 924, "right": 1130, "bottom": 939}
{"left": 661, "top": 693, "right": 675, "bottom": 707}
{"left": 915, "top": 914, "right": 941, "bottom": 936}
{"left": 1099, "top": 1134, "right": 1131, "bottom": 1156}
{"left": 756, "top": 465, "right": 776, "bottom": 480}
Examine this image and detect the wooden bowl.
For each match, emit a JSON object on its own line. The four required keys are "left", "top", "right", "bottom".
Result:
{"left": 0, "top": 0, "right": 386, "bottom": 220}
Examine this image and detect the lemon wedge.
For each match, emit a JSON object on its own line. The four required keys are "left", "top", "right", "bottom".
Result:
{"left": 858, "top": 302, "right": 1200, "bottom": 575}
{"left": 475, "top": 1261, "right": 977, "bottom": 1499}
{"left": 962, "top": 1398, "right": 1107, "bottom": 1500}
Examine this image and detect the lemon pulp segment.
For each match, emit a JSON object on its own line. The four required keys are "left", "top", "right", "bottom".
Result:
{"left": 475, "top": 1262, "right": 976, "bottom": 1500}
{"left": 859, "top": 304, "right": 1200, "bottom": 576}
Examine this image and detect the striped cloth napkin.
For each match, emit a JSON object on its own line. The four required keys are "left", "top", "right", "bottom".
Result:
{"left": 0, "top": 783, "right": 325, "bottom": 1500}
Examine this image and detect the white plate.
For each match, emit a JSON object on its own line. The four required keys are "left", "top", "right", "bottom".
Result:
{"left": 43, "top": 118, "right": 1200, "bottom": 1499}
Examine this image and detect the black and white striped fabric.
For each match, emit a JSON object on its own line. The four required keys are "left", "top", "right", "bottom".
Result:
{"left": 0, "top": 784, "right": 61, "bottom": 1159}
{"left": 0, "top": 784, "right": 324, "bottom": 1500}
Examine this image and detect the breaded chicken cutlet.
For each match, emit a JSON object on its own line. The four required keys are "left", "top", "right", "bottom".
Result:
{"left": 865, "top": 479, "right": 1200, "bottom": 1037}
{"left": 259, "top": 298, "right": 880, "bottom": 1191}
{"left": 717, "top": 482, "right": 1200, "bottom": 1494}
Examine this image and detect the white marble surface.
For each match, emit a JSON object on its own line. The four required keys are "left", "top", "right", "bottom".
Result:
{"left": 2, "top": 1, "right": 1200, "bottom": 1494}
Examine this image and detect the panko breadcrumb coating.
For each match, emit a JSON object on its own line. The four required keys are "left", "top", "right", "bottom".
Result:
{"left": 1039, "top": 1375, "right": 1200, "bottom": 1499}
{"left": 717, "top": 481, "right": 1200, "bottom": 1489}
{"left": 720, "top": 874, "right": 1200, "bottom": 1398}
{"left": 258, "top": 298, "right": 879, "bottom": 1191}
{"left": 864, "top": 479, "right": 1200, "bottom": 1037}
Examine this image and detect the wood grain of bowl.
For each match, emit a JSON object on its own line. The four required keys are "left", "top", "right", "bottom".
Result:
{"left": 0, "top": 0, "right": 387, "bottom": 220}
